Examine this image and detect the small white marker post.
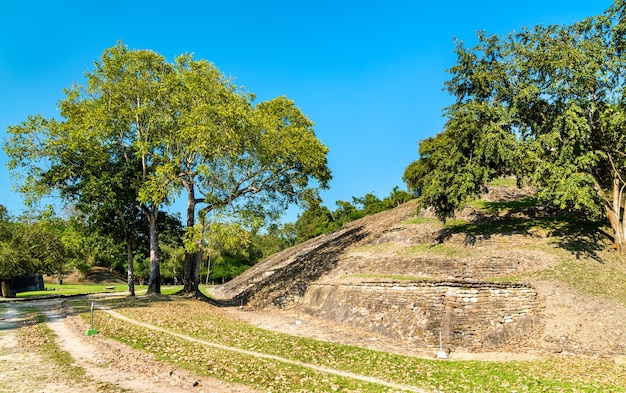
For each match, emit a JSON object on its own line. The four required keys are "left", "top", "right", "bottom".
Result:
{"left": 437, "top": 329, "right": 448, "bottom": 359}
{"left": 295, "top": 306, "right": 302, "bottom": 325}
{"left": 85, "top": 302, "right": 98, "bottom": 336}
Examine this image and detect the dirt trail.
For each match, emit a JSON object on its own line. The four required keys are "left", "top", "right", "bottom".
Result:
{"left": 0, "top": 298, "right": 258, "bottom": 393}
{"left": 1, "top": 297, "right": 430, "bottom": 393}
{"left": 0, "top": 304, "right": 82, "bottom": 393}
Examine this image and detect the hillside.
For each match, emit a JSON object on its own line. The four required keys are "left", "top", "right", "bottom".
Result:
{"left": 214, "top": 185, "right": 626, "bottom": 358}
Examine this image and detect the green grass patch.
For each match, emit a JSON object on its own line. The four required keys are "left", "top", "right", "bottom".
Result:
{"left": 71, "top": 297, "right": 626, "bottom": 392}
{"left": 343, "top": 273, "right": 427, "bottom": 281}
{"left": 443, "top": 218, "right": 470, "bottom": 227}
{"left": 402, "top": 217, "right": 442, "bottom": 225}
{"left": 487, "top": 177, "right": 519, "bottom": 187}
{"left": 405, "top": 243, "right": 473, "bottom": 258}
{"left": 16, "top": 284, "right": 183, "bottom": 298}
{"left": 468, "top": 197, "right": 537, "bottom": 215}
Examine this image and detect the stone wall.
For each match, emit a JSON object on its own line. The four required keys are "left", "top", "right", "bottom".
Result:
{"left": 300, "top": 281, "right": 541, "bottom": 350}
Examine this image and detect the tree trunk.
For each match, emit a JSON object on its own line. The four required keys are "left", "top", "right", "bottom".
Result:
{"left": 1, "top": 281, "right": 11, "bottom": 298}
{"left": 126, "top": 237, "right": 135, "bottom": 297}
{"left": 604, "top": 177, "right": 625, "bottom": 255}
{"left": 181, "top": 180, "right": 202, "bottom": 296}
{"left": 146, "top": 207, "right": 161, "bottom": 295}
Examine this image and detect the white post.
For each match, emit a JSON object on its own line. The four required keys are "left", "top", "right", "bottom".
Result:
{"left": 437, "top": 329, "right": 448, "bottom": 359}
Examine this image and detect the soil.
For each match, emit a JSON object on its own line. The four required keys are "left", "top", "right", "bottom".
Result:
{"left": 1, "top": 281, "right": 625, "bottom": 393}
{"left": 2, "top": 192, "right": 626, "bottom": 392}
{"left": 0, "top": 297, "right": 259, "bottom": 393}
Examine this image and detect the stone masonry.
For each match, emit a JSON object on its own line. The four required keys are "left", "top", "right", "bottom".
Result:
{"left": 301, "top": 281, "right": 541, "bottom": 350}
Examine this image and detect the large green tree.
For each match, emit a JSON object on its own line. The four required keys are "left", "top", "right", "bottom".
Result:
{"left": 407, "top": 1, "right": 626, "bottom": 254}
{"left": 5, "top": 43, "right": 174, "bottom": 294}
{"left": 6, "top": 43, "right": 331, "bottom": 297}
{"left": 154, "top": 55, "right": 331, "bottom": 296}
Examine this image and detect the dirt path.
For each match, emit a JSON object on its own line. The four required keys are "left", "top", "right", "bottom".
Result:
{"left": 97, "top": 303, "right": 428, "bottom": 393}
{"left": 0, "top": 298, "right": 258, "bottom": 393}
{"left": 0, "top": 303, "right": 84, "bottom": 393}
{"left": 1, "top": 297, "right": 429, "bottom": 393}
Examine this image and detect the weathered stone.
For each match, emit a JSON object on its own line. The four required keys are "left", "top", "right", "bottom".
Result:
{"left": 301, "top": 281, "right": 539, "bottom": 350}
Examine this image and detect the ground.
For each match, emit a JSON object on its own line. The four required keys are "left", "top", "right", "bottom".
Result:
{"left": 1, "top": 282, "right": 624, "bottom": 393}
{"left": 2, "top": 191, "right": 626, "bottom": 391}
{"left": 0, "top": 297, "right": 258, "bottom": 393}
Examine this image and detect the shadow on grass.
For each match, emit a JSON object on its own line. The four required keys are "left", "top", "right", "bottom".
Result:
{"left": 473, "top": 197, "right": 538, "bottom": 214}
{"left": 439, "top": 203, "right": 612, "bottom": 263}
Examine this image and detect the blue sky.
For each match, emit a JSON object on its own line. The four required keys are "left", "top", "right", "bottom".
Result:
{"left": 0, "top": 0, "right": 614, "bottom": 223}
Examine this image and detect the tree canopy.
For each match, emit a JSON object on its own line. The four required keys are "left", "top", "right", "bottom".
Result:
{"left": 405, "top": 1, "right": 626, "bottom": 253}
{"left": 0, "top": 207, "right": 67, "bottom": 296}
{"left": 4, "top": 43, "right": 331, "bottom": 295}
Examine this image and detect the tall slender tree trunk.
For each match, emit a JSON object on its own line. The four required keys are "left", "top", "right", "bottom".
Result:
{"left": 182, "top": 181, "right": 202, "bottom": 296}
{"left": 146, "top": 207, "right": 161, "bottom": 295}
{"left": 126, "top": 237, "right": 135, "bottom": 297}
{"left": 603, "top": 177, "right": 625, "bottom": 255}
{"left": 1, "top": 281, "right": 11, "bottom": 298}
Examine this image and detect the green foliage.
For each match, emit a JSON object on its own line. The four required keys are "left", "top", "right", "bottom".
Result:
{"left": 294, "top": 197, "right": 338, "bottom": 243}
{"left": 253, "top": 223, "right": 297, "bottom": 258}
{"left": 404, "top": 2, "right": 626, "bottom": 252}
{"left": 294, "top": 188, "right": 415, "bottom": 243}
{"left": 0, "top": 209, "right": 67, "bottom": 283}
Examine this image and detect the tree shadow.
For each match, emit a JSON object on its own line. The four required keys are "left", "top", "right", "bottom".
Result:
{"left": 438, "top": 204, "right": 611, "bottom": 264}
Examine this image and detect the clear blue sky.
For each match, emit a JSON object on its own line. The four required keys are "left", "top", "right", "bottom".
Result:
{"left": 0, "top": 0, "right": 614, "bottom": 223}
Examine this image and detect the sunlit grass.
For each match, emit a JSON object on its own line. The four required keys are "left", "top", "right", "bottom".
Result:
{"left": 402, "top": 217, "right": 442, "bottom": 225}
{"left": 71, "top": 297, "right": 626, "bottom": 393}
{"left": 16, "top": 284, "right": 183, "bottom": 298}
{"left": 487, "top": 177, "right": 518, "bottom": 187}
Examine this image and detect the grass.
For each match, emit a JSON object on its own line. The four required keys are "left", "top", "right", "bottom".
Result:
{"left": 529, "top": 242, "right": 626, "bottom": 306}
{"left": 343, "top": 273, "right": 428, "bottom": 281}
{"left": 402, "top": 217, "right": 441, "bottom": 225}
{"left": 16, "top": 284, "right": 183, "bottom": 298}
{"left": 17, "top": 312, "right": 87, "bottom": 381}
{"left": 70, "top": 296, "right": 626, "bottom": 392}
{"left": 468, "top": 197, "right": 538, "bottom": 215}
{"left": 487, "top": 177, "right": 519, "bottom": 187}
{"left": 405, "top": 243, "right": 473, "bottom": 259}
{"left": 16, "top": 309, "right": 128, "bottom": 392}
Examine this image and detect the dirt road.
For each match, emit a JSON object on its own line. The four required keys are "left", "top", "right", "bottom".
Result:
{"left": 0, "top": 298, "right": 257, "bottom": 393}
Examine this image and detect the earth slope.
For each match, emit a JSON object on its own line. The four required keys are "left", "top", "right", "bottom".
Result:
{"left": 215, "top": 186, "right": 626, "bottom": 358}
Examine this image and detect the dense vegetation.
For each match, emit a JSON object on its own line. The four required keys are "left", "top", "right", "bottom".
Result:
{"left": 404, "top": 1, "right": 626, "bottom": 255}
{"left": 4, "top": 43, "right": 331, "bottom": 296}
{"left": 0, "top": 184, "right": 411, "bottom": 295}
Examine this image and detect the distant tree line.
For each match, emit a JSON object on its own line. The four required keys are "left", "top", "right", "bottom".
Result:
{"left": 292, "top": 187, "right": 414, "bottom": 243}
{"left": 0, "top": 183, "right": 413, "bottom": 295}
